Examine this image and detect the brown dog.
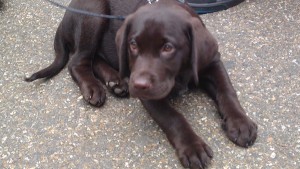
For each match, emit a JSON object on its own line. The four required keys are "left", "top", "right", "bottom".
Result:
{"left": 26, "top": 0, "right": 257, "bottom": 168}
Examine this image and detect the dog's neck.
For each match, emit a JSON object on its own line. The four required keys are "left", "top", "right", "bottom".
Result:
{"left": 147, "top": 0, "right": 185, "bottom": 4}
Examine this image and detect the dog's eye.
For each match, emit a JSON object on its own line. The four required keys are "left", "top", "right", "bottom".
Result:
{"left": 129, "top": 39, "right": 138, "bottom": 51}
{"left": 162, "top": 43, "right": 174, "bottom": 53}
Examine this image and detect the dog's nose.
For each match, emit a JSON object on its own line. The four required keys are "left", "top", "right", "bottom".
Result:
{"left": 133, "top": 78, "right": 152, "bottom": 90}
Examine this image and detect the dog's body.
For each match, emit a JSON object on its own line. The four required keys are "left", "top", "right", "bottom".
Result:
{"left": 0, "top": 0, "right": 4, "bottom": 11}
{"left": 26, "top": 0, "right": 257, "bottom": 168}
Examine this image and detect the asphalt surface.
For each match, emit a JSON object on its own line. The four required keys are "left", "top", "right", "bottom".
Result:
{"left": 0, "top": 0, "right": 299, "bottom": 168}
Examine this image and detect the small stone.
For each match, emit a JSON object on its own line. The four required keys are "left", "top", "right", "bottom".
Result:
{"left": 270, "top": 152, "right": 276, "bottom": 159}
{"left": 267, "top": 137, "right": 273, "bottom": 143}
{"left": 2, "top": 136, "right": 7, "bottom": 144}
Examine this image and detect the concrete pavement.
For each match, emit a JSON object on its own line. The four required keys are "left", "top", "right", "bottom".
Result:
{"left": 0, "top": 0, "right": 299, "bottom": 168}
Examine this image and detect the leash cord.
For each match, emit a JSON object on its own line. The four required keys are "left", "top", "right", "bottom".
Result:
{"left": 44, "top": 0, "right": 126, "bottom": 20}
{"left": 44, "top": 0, "right": 199, "bottom": 20}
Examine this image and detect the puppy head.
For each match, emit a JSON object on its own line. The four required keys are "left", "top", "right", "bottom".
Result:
{"left": 116, "top": 1, "right": 218, "bottom": 100}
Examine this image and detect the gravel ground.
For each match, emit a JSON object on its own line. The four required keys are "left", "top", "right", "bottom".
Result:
{"left": 0, "top": 0, "right": 299, "bottom": 168}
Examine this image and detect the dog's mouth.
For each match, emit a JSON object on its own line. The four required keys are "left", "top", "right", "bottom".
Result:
{"left": 128, "top": 79, "right": 174, "bottom": 100}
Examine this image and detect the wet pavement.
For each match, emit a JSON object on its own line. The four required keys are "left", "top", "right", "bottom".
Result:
{"left": 0, "top": 0, "right": 299, "bottom": 168}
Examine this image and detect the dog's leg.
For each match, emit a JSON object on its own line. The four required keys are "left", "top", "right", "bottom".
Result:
{"left": 68, "top": 51, "right": 106, "bottom": 107}
{"left": 93, "top": 56, "right": 128, "bottom": 97}
{"left": 68, "top": 17, "right": 108, "bottom": 107}
{"left": 200, "top": 58, "right": 257, "bottom": 147}
{"left": 141, "top": 99, "right": 213, "bottom": 169}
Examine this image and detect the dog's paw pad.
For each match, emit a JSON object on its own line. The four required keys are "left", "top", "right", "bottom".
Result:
{"left": 114, "top": 88, "right": 124, "bottom": 95}
{"left": 108, "top": 81, "right": 118, "bottom": 88}
{"left": 106, "top": 80, "right": 128, "bottom": 97}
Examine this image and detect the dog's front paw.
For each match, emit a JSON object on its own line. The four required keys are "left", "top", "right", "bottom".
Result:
{"left": 80, "top": 82, "right": 106, "bottom": 107}
{"left": 222, "top": 115, "right": 257, "bottom": 147}
{"left": 106, "top": 79, "right": 128, "bottom": 97}
{"left": 177, "top": 139, "right": 213, "bottom": 169}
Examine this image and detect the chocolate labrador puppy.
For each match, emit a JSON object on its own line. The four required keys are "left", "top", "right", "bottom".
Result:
{"left": 26, "top": 0, "right": 257, "bottom": 168}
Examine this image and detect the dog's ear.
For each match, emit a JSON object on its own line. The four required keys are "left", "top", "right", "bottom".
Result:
{"left": 188, "top": 17, "right": 219, "bottom": 84}
{"left": 116, "top": 15, "right": 133, "bottom": 79}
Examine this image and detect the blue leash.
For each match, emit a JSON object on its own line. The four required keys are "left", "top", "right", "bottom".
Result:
{"left": 44, "top": 0, "right": 244, "bottom": 19}
{"left": 44, "top": 0, "right": 126, "bottom": 20}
